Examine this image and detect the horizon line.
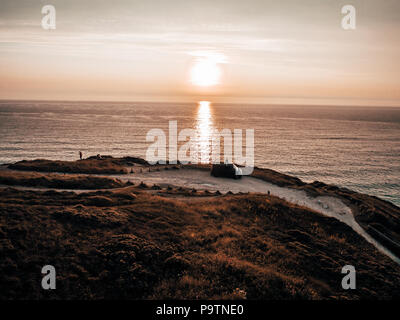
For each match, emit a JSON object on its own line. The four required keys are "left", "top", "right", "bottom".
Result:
{"left": 0, "top": 98, "right": 400, "bottom": 109}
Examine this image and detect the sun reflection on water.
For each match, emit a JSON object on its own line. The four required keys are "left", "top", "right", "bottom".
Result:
{"left": 195, "top": 101, "right": 214, "bottom": 163}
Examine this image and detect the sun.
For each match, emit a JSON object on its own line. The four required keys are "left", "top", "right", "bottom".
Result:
{"left": 190, "top": 59, "right": 221, "bottom": 87}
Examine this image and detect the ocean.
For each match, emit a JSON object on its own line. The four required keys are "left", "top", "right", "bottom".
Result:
{"left": 0, "top": 100, "right": 399, "bottom": 206}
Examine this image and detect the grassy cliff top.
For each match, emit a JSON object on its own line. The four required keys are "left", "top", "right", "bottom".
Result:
{"left": 1, "top": 184, "right": 399, "bottom": 300}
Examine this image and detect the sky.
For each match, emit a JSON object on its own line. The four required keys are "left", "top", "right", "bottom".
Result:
{"left": 0, "top": 0, "right": 399, "bottom": 106}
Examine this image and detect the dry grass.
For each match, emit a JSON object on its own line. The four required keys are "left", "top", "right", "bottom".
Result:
{"left": 1, "top": 186, "right": 399, "bottom": 300}
{"left": 9, "top": 158, "right": 128, "bottom": 174}
{"left": 0, "top": 171, "right": 127, "bottom": 189}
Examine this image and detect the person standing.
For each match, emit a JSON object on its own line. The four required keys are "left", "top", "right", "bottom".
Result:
{"left": 79, "top": 151, "right": 82, "bottom": 160}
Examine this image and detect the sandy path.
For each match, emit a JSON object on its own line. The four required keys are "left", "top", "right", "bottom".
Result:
{"left": 109, "top": 168, "right": 400, "bottom": 264}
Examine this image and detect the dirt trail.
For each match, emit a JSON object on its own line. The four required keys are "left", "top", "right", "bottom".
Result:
{"left": 110, "top": 168, "right": 400, "bottom": 264}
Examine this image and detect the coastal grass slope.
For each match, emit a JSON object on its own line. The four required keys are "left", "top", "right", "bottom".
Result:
{"left": 1, "top": 183, "right": 400, "bottom": 299}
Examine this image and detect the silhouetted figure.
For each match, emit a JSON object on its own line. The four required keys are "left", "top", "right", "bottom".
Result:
{"left": 267, "top": 190, "right": 270, "bottom": 196}
{"left": 79, "top": 151, "right": 82, "bottom": 160}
